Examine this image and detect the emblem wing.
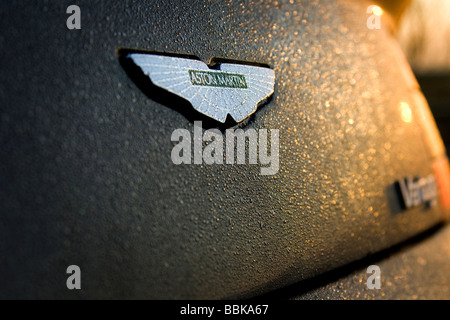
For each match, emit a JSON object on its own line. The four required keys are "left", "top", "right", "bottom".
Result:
{"left": 219, "top": 63, "right": 275, "bottom": 123}
{"left": 129, "top": 54, "right": 274, "bottom": 123}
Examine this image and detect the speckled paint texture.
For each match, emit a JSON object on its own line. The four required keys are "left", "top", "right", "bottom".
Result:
{"left": 0, "top": 0, "right": 447, "bottom": 298}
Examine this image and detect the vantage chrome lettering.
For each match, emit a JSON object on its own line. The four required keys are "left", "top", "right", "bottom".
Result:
{"left": 396, "top": 175, "right": 438, "bottom": 209}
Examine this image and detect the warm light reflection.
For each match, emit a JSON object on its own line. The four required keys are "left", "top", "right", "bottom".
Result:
{"left": 371, "top": 5, "right": 383, "bottom": 16}
{"left": 400, "top": 101, "right": 412, "bottom": 123}
{"left": 397, "top": 0, "right": 450, "bottom": 73}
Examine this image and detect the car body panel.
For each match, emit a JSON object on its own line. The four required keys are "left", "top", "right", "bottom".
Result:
{"left": 0, "top": 0, "right": 448, "bottom": 299}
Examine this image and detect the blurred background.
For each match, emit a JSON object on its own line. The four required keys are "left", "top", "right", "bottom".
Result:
{"left": 390, "top": 0, "right": 450, "bottom": 152}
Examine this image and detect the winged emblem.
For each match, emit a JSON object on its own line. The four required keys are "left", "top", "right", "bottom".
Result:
{"left": 128, "top": 53, "right": 275, "bottom": 123}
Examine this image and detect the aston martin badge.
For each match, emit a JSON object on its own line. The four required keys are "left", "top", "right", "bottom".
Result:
{"left": 128, "top": 53, "right": 275, "bottom": 123}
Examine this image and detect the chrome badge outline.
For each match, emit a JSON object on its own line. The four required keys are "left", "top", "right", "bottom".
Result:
{"left": 128, "top": 53, "right": 275, "bottom": 123}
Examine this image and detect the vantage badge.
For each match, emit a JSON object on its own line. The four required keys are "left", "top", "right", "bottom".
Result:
{"left": 395, "top": 175, "right": 438, "bottom": 210}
